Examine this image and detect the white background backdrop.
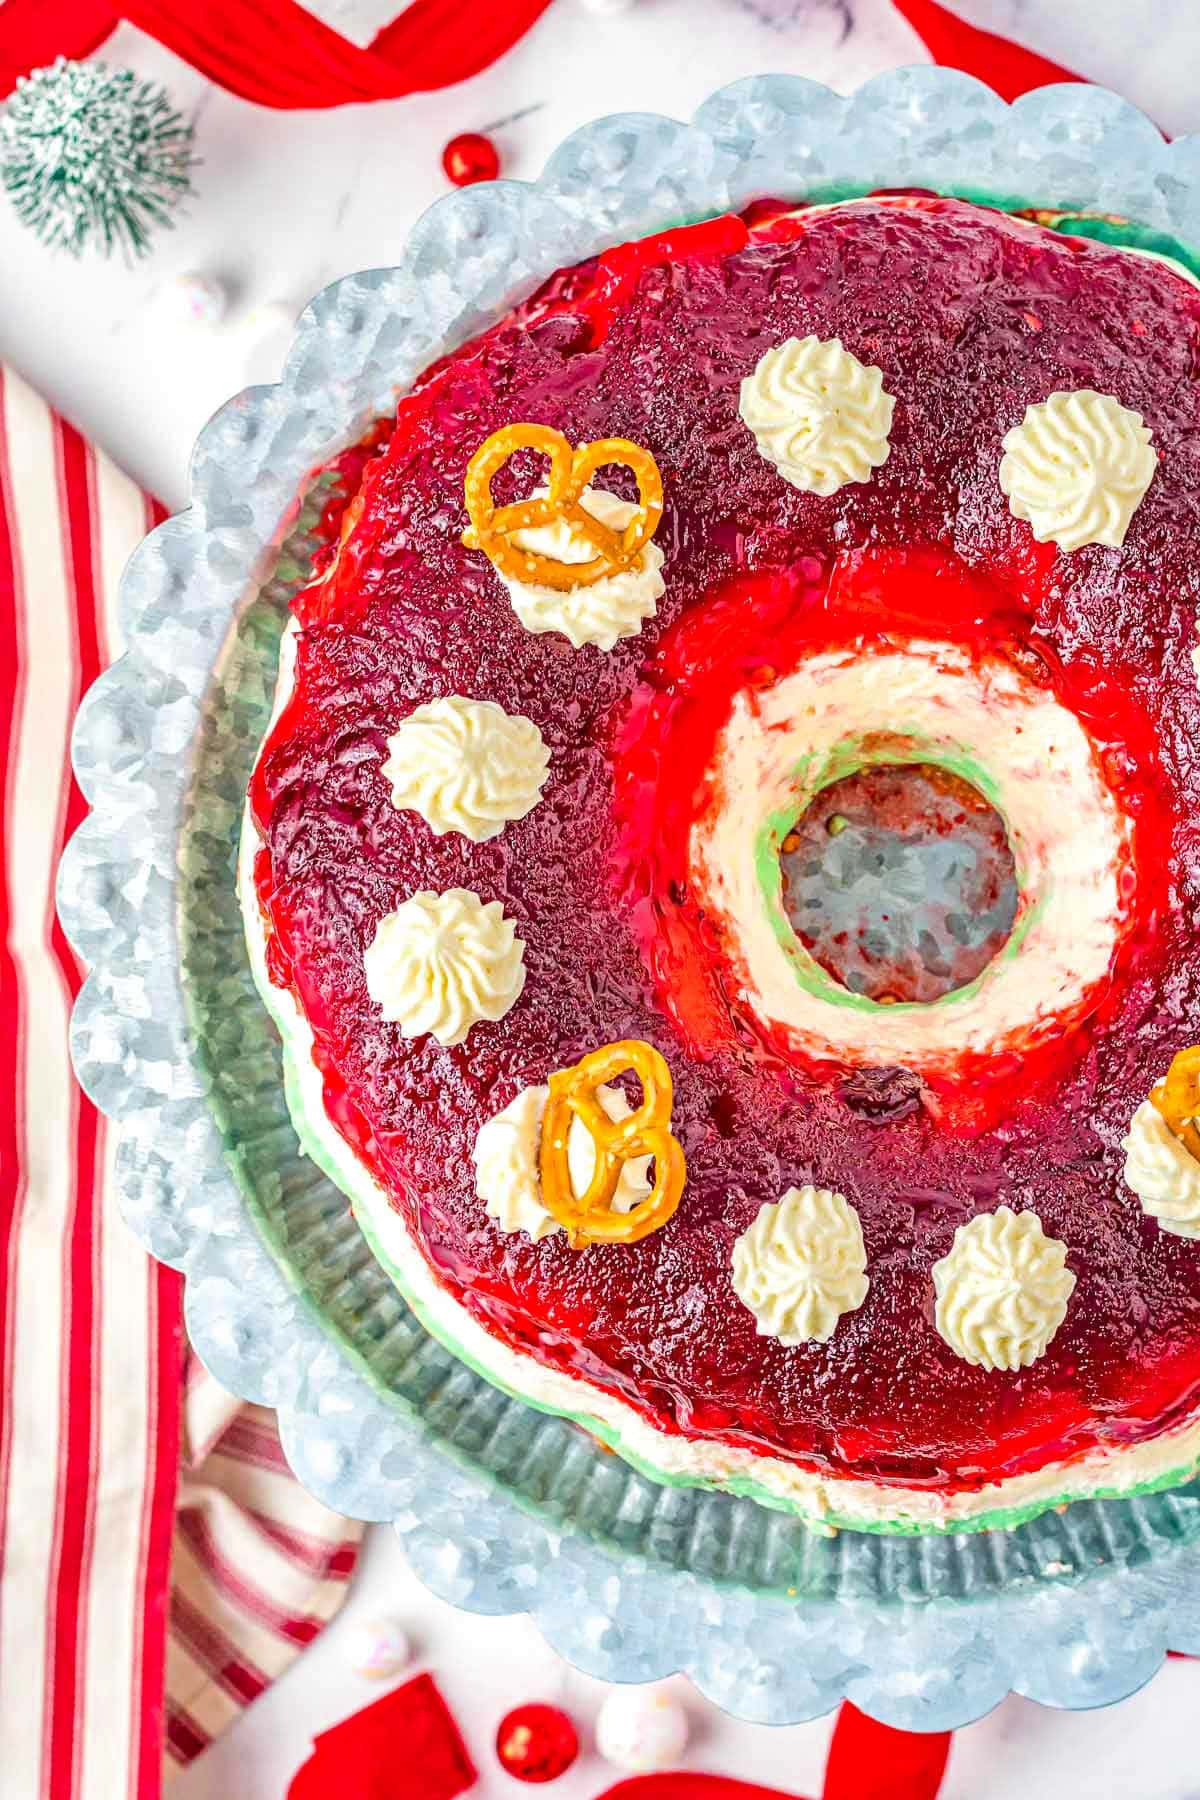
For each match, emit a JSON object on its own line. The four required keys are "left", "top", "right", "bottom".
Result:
{"left": 5, "top": 0, "right": 1200, "bottom": 1794}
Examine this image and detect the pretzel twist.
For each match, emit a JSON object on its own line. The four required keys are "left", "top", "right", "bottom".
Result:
{"left": 462, "top": 423, "right": 663, "bottom": 592}
{"left": 539, "top": 1040, "right": 686, "bottom": 1248}
{"left": 1151, "top": 1045, "right": 1200, "bottom": 1162}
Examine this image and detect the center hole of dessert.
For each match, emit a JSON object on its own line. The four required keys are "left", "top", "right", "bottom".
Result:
{"left": 779, "top": 762, "right": 1019, "bottom": 1004}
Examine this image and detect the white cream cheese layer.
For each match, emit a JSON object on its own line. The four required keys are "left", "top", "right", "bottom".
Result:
{"left": 689, "top": 640, "right": 1128, "bottom": 1075}
{"left": 999, "top": 389, "right": 1157, "bottom": 552}
{"left": 731, "top": 1186, "right": 869, "bottom": 1345}
{"left": 472, "top": 1080, "right": 652, "bottom": 1242}
{"left": 1123, "top": 1100, "right": 1200, "bottom": 1239}
{"left": 739, "top": 335, "right": 895, "bottom": 495}
{"left": 501, "top": 485, "right": 665, "bottom": 650}
{"left": 363, "top": 888, "right": 526, "bottom": 1046}
{"left": 382, "top": 696, "right": 549, "bottom": 842}
{"left": 932, "top": 1207, "right": 1075, "bottom": 1371}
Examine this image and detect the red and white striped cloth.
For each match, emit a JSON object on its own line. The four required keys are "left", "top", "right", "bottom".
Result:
{"left": 166, "top": 1358, "right": 362, "bottom": 1775}
{"left": 0, "top": 363, "right": 362, "bottom": 1798}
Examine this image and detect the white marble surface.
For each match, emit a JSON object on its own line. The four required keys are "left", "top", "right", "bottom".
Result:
{"left": 7, "top": 1, "right": 1200, "bottom": 1794}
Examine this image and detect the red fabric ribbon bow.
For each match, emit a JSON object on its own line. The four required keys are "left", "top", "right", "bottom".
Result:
{"left": 0, "top": 0, "right": 1079, "bottom": 109}
{"left": 595, "top": 1704, "right": 951, "bottom": 1800}
{"left": 288, "top": 1672, "right": 477, "bottom": 1800}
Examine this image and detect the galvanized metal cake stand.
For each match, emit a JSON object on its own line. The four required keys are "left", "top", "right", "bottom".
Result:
{"left": 59, "top": 70, "right": 1200, "bottom": 1728}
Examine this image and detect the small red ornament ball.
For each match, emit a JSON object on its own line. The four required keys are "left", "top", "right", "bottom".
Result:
{"left": 442, "top": 131, "right": 500, "bottom": 187}
{"left": 495, "top": 1703, "right": 579, "bottom": 1783}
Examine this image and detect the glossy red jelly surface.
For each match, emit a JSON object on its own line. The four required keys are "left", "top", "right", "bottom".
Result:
{"left": 250, "top": 199, "right": 1200, "bottom": 1493}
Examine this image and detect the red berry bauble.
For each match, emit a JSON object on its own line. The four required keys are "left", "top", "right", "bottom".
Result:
{"left": 442, "top": 131, "right": 500, "bottom": 187}
{"left": 495, "top": 1703, "right": 579, "bottom": 1783}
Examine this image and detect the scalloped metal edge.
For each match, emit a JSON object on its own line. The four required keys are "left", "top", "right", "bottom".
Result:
{"left": 57, "top": 69, "right": 1200, "bottom": 1729}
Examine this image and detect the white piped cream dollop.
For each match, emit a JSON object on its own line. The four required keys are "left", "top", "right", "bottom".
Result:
{"left": 731, "top": 1186, "right": 869, "bottom": 1346}
{"left": 473, "top": 1082, "right": 652, "bottom": 1242}
{"left": 501, "top": 485, "right": 666, "bottom": 651}
{"left": 932, "top": 1207, "right": 1075, "bottom": 1372}
{"left": 738, "top": 335, "right": 895, "bottom": 496}
{"left": 1123, "top": 1100, "right": 1200, "bottom": 1239}
{"left": 381, "top": 696, "right": 549, "bottom": 843}
{"left": 999, "top": 389, "right": 1157, "bottom": 551}
{"left": 363, "top": 888, "right": 525, "bottom": 1047}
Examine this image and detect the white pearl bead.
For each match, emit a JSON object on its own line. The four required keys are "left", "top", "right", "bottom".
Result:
{"left": 165, "top": 271, "right": 227, "bottom": 328}
{"left": 595, "top": 1684, "right": 689, "bottom": 1771}
{"left": 348, "top": 1615, "right": 412, "bottom": 1680}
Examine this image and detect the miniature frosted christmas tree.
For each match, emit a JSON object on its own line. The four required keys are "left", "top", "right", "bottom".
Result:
{"left": 0, "top": 58, "right": 196, "bottom": 259}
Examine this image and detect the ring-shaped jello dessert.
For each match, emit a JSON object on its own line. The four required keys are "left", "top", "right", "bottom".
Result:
{"left": 244, "top": 194, "right": 1200, "bottom": 1532}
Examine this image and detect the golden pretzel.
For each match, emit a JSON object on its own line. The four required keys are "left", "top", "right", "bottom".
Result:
{"left": 539, "top": 1040, "right": 686, "bottom": 1248}
{"left": 1151, "top": 1045, "right": 1200, "bottom": 1162}
{"left": 461, "top": 423, "right": 664, "bottom": 592}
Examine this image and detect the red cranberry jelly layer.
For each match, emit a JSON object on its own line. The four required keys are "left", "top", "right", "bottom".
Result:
{"left": 250, "top": 198, "right": 1200, "bottom": 1492}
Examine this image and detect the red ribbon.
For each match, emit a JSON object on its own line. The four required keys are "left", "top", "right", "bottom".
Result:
{"left": 287, "top": 1672, "right": 476, "bottom": 1800}
{"left": 0, "top": 0, "right": 1080, "bottom": 108}
{"left": 823, "top": 1702, "right": 951, "bottom": 1800}
{"left": 0, "top": 0, "right": 555, "bottom": 103}
{"left": 593, "top": 1703, "right": 952, "bottom": 1800}
{"left": 890, "top": 0, "right": 1080, "bottom": 99}
{"left": 595, "top": 1782, "right": 808, "bottom": 1800}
